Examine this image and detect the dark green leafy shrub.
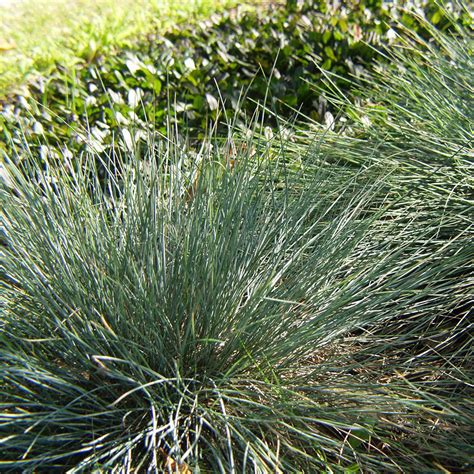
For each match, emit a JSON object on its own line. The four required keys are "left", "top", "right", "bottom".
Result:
{"left": 2, "top": 0, "right": 469, "bottom": 161}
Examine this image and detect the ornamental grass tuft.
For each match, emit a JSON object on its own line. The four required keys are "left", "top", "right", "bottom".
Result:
{"left": 1, "top": 119, "right": 472, "bottom": 472}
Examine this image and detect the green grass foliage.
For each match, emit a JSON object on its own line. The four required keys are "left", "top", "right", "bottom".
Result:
{"left": 0, "top": 0, "right": 244, "bottom": 95}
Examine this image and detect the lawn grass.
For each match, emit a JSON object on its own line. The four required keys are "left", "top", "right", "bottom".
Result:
{"left": 0, "top": 0, "right": 249, "bottom": 96}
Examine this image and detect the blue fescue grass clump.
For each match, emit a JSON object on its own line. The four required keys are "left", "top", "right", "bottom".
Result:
{"left": 1, "top": 119, "right": 472, "bottom": 472}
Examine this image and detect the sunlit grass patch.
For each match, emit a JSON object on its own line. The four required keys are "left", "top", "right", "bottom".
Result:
{"left": 0, "top": 0, "right": 244, "bottom": 95}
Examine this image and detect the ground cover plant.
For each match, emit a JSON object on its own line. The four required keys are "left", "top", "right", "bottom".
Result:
{"left": 2, "top": 0, "right": 469, "bottom": 159}
{"left": 1, "top": 1, "right": 473, "bottom": 472}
